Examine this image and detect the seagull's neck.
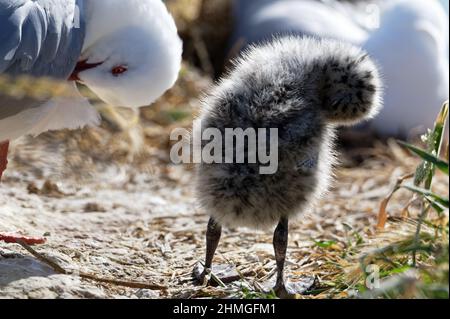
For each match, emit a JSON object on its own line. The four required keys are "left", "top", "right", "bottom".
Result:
{"left": 81, "top": 0, "right": 109, "bottom": 51}
{"left": 82, "top": 0, "right": 178, "bottom": 53}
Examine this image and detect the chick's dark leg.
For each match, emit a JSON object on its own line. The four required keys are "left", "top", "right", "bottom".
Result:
{"left": 273, "top": 217, "right": 289, "bottom": 296}
{"left": 194, "top": 217, "right": 222, "bottom": 283}
{"left": 271, "top": 217, "right": 315, "bottom": 297}
{"left": 194, "top": 217, "right": 243, "bottom": 285}
{"left": 204, "top": 217, "right": 222, "bottom": 270}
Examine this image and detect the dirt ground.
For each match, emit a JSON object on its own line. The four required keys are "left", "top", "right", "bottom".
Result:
{"left": 1, "top": 0, "right": 448, "bottom": 300}
{"left": 0, "top": 57, "right": 448, "bottom": 299}
{"left": 2, "top": 121, "right": 445, "bottom": 299}
{"left": 1, "top": 0, "right": 448, "bottom": 293}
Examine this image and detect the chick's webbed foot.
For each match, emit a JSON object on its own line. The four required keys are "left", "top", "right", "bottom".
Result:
{"left": 271, "top": 217, "right": 315, "bottom": 298}
{"left": 272, "top": 277, "right": 317, "bottom": 299}
{"left": 193, "top": 218, "right": 241, "bottom": 285}
{"left": 193, "top": 263, "right": 241, "bottom": 286}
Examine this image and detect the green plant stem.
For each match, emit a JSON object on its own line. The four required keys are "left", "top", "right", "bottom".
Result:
{"left": 412, "top": 204, "right": 431, "bottom": 267}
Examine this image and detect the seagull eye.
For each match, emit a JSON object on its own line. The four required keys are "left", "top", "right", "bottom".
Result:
{"left": 111, "top": 65, "right": 128, "bottom": 76}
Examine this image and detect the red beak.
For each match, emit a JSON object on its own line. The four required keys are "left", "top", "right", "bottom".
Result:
{"left": 69, "top": 60, "right": 103, "bottom": 81}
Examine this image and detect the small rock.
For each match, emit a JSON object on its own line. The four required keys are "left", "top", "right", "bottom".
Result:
{"left": 84, "top": 202, "right": 106, "bottom": 213}
{"left": 27, "top": 180, "right": 67, "bottom": 198}
{"left": 135, "top": 289, "right": 160, "bottom": 299}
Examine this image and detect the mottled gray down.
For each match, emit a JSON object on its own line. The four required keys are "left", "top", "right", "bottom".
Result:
{"left": 0, "top": 0, "right": 86, "bottom": 119}
{"left": 196, "top": 37, "right": 382, "bottom": 229}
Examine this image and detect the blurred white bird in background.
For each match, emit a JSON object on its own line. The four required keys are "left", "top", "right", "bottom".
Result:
{"left": 0, "top": 0, "right": 182, "bottom": 244}
{"left": 232, "top": 0, "right": 449, "bottom": 137}
{"left": 365, "top": 0, "right": 449, "bottom": 136}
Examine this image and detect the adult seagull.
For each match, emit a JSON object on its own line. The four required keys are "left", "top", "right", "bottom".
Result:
{"left": 231, "top": 0, "right": 449, "bottom": 137}
{"left": 0, "top": 0, "right": 182, "bottom": 244}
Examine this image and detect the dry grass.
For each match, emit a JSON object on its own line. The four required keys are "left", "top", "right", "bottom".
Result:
{"left": 0, "top": 0, "right": 448, "bottom": 299}
{"left": 3, "top": 66, "right": 447, "bottom": 298}
{"left": 4, "top": 117, "right": 447, "bottom": 298}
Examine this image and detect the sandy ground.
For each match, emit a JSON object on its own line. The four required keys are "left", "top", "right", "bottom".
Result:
{"left": 0, "top": 0, "right": 448, "bottom": 300}
{"left": 0, "top": 63, "right": 447, "bottom": 298}
{"left": 2, "top": 127, "right": 446, "bottom": 299}
{"left": 0, "top": 133, "right": 198, "bottom": 299}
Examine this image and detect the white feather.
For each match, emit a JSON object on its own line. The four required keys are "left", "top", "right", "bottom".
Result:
{"left": 1, "top": 0, "right": 181, "bottom": 143}
{"left": 366, "top": 0, "right": 449, "bottom": 135}
{"left": 79, "top": 0, "right": 183, "bottom": 107}
{"left": 232, "top": 0, "right": 449, "bottom": 136}
{"left": 0, "top": 83, "right": 100, "bottom": 141}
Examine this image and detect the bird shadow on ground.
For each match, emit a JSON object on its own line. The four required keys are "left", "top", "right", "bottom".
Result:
{"left": 0, "top": 250, "right": 55, "bottom": 286}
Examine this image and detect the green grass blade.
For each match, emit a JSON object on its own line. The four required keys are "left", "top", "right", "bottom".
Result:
{"left": 424, "top": 196, "right": 446, "bottom": 214}
{"left": 314, "top": 240, "right": 337, "bottom": 249}
{"left": 403, "top": 185, "right": 449, "bottom": 208}
{"left": 412, "top": 102, "right": 449, "bottom": 188}
{"left": 399, "top": 141, "right": 449, "bottom": 176}
{"left": 435, "top": 101, "right": 449, "bottom": 130}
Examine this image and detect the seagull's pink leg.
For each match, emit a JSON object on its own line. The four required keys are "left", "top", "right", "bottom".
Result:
{"left": 0, "top": 141, "right": 8, "bottom": 181}
{"left": 0, "top": 233, "right": 46, "bottom": 245}
{"left": 0, "top": 141, "right": 46, "bottom": 246}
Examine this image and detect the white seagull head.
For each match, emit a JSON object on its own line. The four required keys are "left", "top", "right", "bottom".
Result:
{"left": 71, "top": 0, "right": 182, "bottom": 108}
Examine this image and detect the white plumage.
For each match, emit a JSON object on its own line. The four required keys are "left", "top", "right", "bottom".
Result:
{"left": 0, "top": 84, "right": 99, "bottom": 141}
{"left": 232, "top": 0, "right": 449, "bottom": 136}
{"left": 0, "top": 0, "right": 182, "bottom": 244}
{"left": 0, "top": 0, "right": 182, "bottom": 142}
{"left": 367, "top": 0, "right": 449, "bottom": 135}
{"left": 79, "top": 0, "right": 182, "bottom": 108}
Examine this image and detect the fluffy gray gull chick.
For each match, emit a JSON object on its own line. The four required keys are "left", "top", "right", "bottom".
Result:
{"left": 194, "top": 36, "right": 382, "bottom": 297}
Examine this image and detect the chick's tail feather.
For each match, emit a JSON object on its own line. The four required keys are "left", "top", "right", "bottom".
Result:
{"left": 308, "top": 39, "right": 383, "bottom": 126}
